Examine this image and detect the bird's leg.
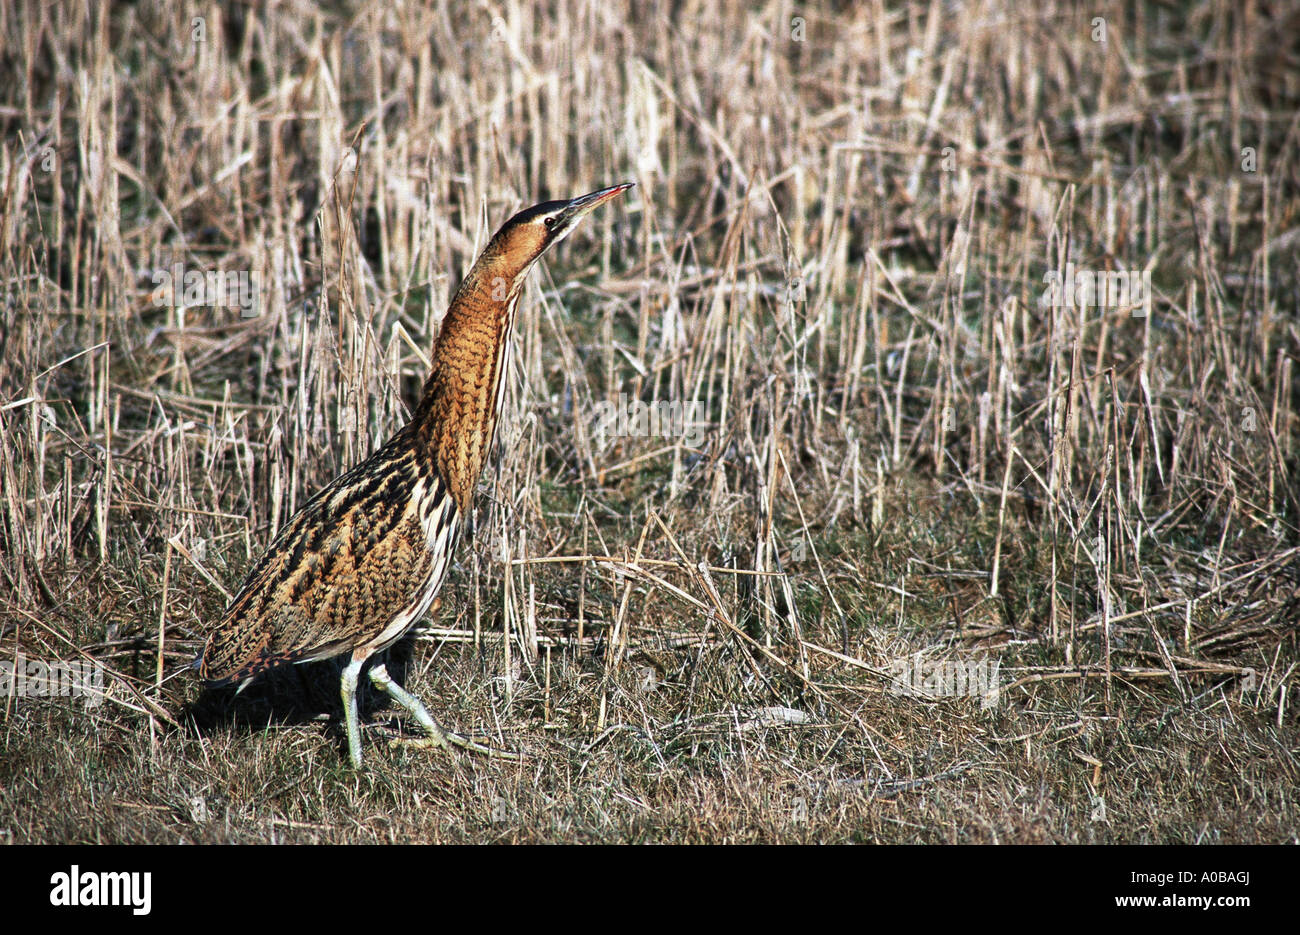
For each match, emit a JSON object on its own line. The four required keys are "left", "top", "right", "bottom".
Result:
{"left": 341, "top": 655, "right": 366, "bottom": 768}
{"left": 368, "top": 662, "right": 450, "bottom": 750}
{"left": 368, "top": 663, "right": 524, "bottom": 760}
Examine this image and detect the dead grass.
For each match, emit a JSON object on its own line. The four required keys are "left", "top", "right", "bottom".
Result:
{"left": 0, "top": 0, "right": 1297, "bottom": 843}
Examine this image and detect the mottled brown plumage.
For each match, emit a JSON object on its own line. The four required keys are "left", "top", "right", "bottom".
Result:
{"left": 197, "top": 428, "right": 455, "bottom": 683}
{"left": 197, "top": 183, "right": 632, "bottom": 766}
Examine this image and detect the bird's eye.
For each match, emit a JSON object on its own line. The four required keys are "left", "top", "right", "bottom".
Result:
{"left": 543, "top": 216, "right": 556, "bottom": 228}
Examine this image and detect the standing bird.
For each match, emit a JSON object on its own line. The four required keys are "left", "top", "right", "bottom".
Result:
{"left": 197, "top": 183, "right": 633, "bottom": 767}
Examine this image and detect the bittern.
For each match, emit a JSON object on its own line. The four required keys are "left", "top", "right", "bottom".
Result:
{"left": 196, "top": 183, "right": 633, "bottom": 767}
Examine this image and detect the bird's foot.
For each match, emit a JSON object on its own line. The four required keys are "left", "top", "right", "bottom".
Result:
{"left": 388, "top": 731, "right": 526, "bottom": 761}
{"left": 369, "top": 662, "right": 526, "bottom": 760}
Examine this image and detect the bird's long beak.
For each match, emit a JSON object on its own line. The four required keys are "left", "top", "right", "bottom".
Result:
{"left": 557, "top": 182, "right": 634, "bottom": 228}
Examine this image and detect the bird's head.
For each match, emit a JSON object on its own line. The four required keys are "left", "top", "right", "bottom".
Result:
{"left": 481, "top": 182, "right": 634, "bottom": 276}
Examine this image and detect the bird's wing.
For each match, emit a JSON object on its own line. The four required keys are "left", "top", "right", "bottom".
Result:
{"left": 198, "top": 442, "right": 459, "bottom": 684}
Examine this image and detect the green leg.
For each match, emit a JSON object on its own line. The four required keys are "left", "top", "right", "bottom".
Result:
{"left": 368, "top": 663, "right": 450, "bottom": 750}
{"left": 341, "top": 656, "right": 365, "bottom": 768}
{"left": 369, "top": 663, "right": 522, "bottom": 760}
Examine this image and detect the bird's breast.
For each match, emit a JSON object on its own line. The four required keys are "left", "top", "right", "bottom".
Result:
{"left": 362, "top": 468, "right": 462, "bottom": 654}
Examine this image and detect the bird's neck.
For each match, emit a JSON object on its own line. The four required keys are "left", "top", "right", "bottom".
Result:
{"left": 412, "top": 250, "right": 532, "bottom": 512}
